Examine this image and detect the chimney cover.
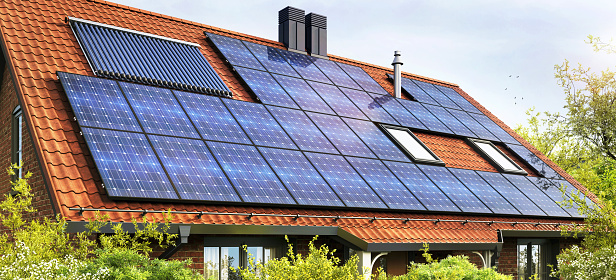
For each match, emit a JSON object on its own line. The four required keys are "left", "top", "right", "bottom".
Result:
{"left": 305, "top": 13, "right": 326, "bottom": 29}
{"left": 279, "top": 6, "right": 305, "bottom": 24}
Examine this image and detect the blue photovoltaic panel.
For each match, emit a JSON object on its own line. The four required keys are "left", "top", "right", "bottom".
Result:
{"left": 506, "top": 144, "right": 560, "bottom": 179}
{"left": 279, "top": 50, "right": 331, "bottom": 84}
{"left": 223, "top": 99, "right": 297, "bottom": 149}
{"left": 313, "top": 58, "right": 361, "bottom": 90}
{"left": 423, "top": 104, "right": 476, "bottom": 137}
{"left": 207, "top": 141, "right": 295, "bottom": 204}
{"left": 58, "top": 72, "right": 141, "bottom": 132}
{"left": 149, "top": 135, "right": 239, "bottom": 202}
{"left": 205, "top": 33, "right": 265, "bottom": 71}
{"left": 397, "top": 76, "right": 439, "bottom": 105}
{"left": 413, "top": 80, "right": 462, "bottom": 110}
{"left": 242, "top": 41, "right": 299, "bottom": 77}
{"left": 258, "top": 147, "right": 344, "bottom": 206}
{"left": 469, "top": 113, "right": 519, "bottom": 144}
{"left": 502, "top": 174, "right": 570, "bottom": 217}
{"left": 434, "top": 85, "right": 483, "bottom": 114}
{"left": 384, "top": 161, "right": 459, "bottom": 212}
{"left": 343, "top": 118, "right": 410, "bottom": 162}
{"left": 307, "top": 112, "right": 376, "bottom": 158}
{"left": 120, "top": 82, "right": 199, "bottom": 138}
{"left": 267, "top": 106, "right": 338, "bottom": 154}
{"left": 367, "top": 93, "right": 427, "bottom": 130}
{"left": 273, "top": 74, "right": 334, "bottom": 114}
{"left": 234, "top": 67, "right": 299, "bottom": 109}
{"left": 81, "top": 127, "right": 178, "bottom": 199}
{"left": 340, "top": 88, "right": 398, "bottom": 125}
{"left": 527, "top": 177, "right": 581, "bottom": 218}
{"left": 309, "top": 81, "right": 368, "bottom": 120}
{"left": 346, "top": 157, "right": 425, "bottom": 210}
{"left": 419, "top": 165, "right": 491, "bottom": 213}
{"left": 448, "top": 168, "right": 519, "bottom": 215}
{"left": 447, "top": 109, "right": 499, "bottom": 141}
{"left": 397, "top": 99, "right": 452, "bottom": 134}
{"left": 336, "top": 62, "right": 389, "bottom": 95}
{"left": 174, "top": 90, "right": 251, "bottom": 144}
{"left": 553, "top": 179, "right": 596, "bottom": 210}
{"left": 477, "top": 171, "right": 546, "bottom": 216}
{"left": 305, "top": 152, "right": 387, "bottom": 208}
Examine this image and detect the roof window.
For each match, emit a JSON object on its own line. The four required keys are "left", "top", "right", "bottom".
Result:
{"left": 468, "top": 139, "right": 527, "bottom": 175}
{"left": 381, "top": 125, "right": 444, "bottom": 165}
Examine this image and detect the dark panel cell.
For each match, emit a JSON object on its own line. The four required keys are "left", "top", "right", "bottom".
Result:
{"left": 223, "top": 99, "right": 297, "bottom": 149}
{"left": 448, "top": 109, "right": 499, "bottom": 141}
{"left": 267, "top": 106, "right": 338, "bottom": 154}
{"left": 207, "top": 141, "right": 295, "bottom": 204}
{"left": 367, "top": 93, "right": 427, "bottom": 130}
{"left": 206, "top": 33, "right": 265, "bottom": 71}
{"left": 313, "top": 58, "right": 361, "bottom": 90}
{"left": 120, "top": 82, "right": 199, "bottom": 138}
{"left": 346, "top": 157, "right": 425, "bottom": 210}
{"left": 58, "top": 72, "right": 142, "bottom": 132}
{"left": 336, "top": 62, "right": 389, "bottom": 95}
{"left": 309, "top": 81, "right": 368, "bottom": 120}
{"left": 398, "top": 77, "right": 439, "bottom": 105}
{"left": 343, "top": 118, "right": 410, "bottom": 162}
{"left": 340, "top": 88, "right": 398, "bottom": 125}
{"left": 234, "top": 67, "right": 299, "bottom": 109}
{"left": 552, "top": 179, "right": 596, "bottom": 210}
{"left": 384, "top": 161, "right": 460, "bottom": 212}
{"left": 258, "top": 147, "right": 344, "bottom": 206}
{"left": 419, "top": 165, "right": 492, "bottom": 213}
{"left": 449, "top": 168, "right": 519, "bottom": 215}
{"left": 174, "top": 90, "right": 251, "bottom": 144}
{"left": 150, "top": 135, "right": 239, "bottom": 201}
{"left": 81, "top": 128, "right": 178, "bottom": 199}
{"left": 423, "top": 104, "right": 476, "bottom": 137}
{"left": 527, "top": 177, "right": 582, "bottom": 218}
{"left": 305, "top": 152, "right": 387, "bottom": 208}
{"left": 470, "top": 113, "right": 519, "bottom": 144}
{"left": 243, "top": 41, "right": 299, "bottom": 77}
{"left": 397, "top": 99, "right": 452, "bottom": 134}
{"left": 413, "top": 80, "right": 462, "bottom": 110}
{"left": 278, "top": 50, "right": 331, "bottom": 83}
{"left": 434, "top": 85, "right": 483, "bottom": 114}
{"left": 307, "top": 112, "right": 376, "bottom": 158}
{"left": 505, "top": 144, "right": 561, "bottom": 179}
{"left": 477, "top": 171, "right": 546, "bottom": 216}
{"left": 502, "top": 174, "right": 570, "bottom": 217}
{"left": 272, "top": 74, "right": 335, "bottom": 114}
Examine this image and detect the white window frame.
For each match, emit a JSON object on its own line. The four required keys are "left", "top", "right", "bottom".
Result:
{"left": 467, "top": 139, "right": 527, "bottom": 175}
{"left": 380, "top": 124, "right": 444, "bottom": 166}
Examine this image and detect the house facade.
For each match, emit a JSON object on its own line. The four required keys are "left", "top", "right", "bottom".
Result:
{"left": 0, "top": 0, "right": 596, "bottom": 279}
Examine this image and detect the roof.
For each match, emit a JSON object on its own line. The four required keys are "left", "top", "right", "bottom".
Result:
{"left": 0, "top": 0, "right": 595, "bottom": 248}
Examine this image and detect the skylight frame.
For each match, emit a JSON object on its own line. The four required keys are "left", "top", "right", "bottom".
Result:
{"left": 380, "top": 124, "right": 445, "bottom": 166}
{"left": 467, "top": 138, "right": 528, "bottom": 175}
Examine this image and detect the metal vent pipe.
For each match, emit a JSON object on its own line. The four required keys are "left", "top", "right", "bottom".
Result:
{"left": 392, "top": 51, "right": 403, "bottom": 98}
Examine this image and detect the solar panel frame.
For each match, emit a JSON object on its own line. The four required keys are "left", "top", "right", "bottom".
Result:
{"left": 552, "top": 179, "right": 596, "bottom": 210}
{"left": 339, "top": 87, "right": 399, "bottom": 125}
{"left": 502, "top": 174, "right": 570, "bottom": 217}
{"left": 433, "top": 84, "right": 483, "bottom": 114}
{"left": 397, "top": 99, "right": 452, "bottom": 134}
{"left": 307, "top": 112, "right": 376, "bottom": 158}
{"left": 205, "top": 32, "right": 266, "bottom": 71}
{"left": 272, "top": 74, "right": 335, "bottom": 114}
{"left": 367, "top": 93, "right": 427, "bottom": 130}
{"left": 448, "top": 168, "right": 520, "bottom": 215}
{"left": 469, "top": 113, "right": 519, "bottom": 144}
{"left": 308, "top": 81, "right": 369, "bottom": 120}
{"left": 448, "top": 109, "right": 499, "bottom": 141}
{"left": 423, "top": 104, "right": 476, "bottom": 138}
{"left": 413, "top": 80, "right": 462, "bottom": 110}
{"left": 505, "top": 144, "right": 561, "bottom": 179}
{"left": 233, "top": 67, "right": 300, "bottom": 109}
{"left": 336, "top": 62, "right": 389, "bottom": 95}
{"left": 396, "top": 76, "right": 440, "bottom": 105}
{"left": 313, "top": 58, "right": 362, "bottom": 90}
{"left": 278, "top": 49, "right": 331, "bottom": 84}
{"left": 343, "top": 118, "right": 411, "bottom": 162}
{"left": 477, "top": 171, "right": 546, "bottom": 216}
{"left": 242, "top": 40, "right": 300, "bottom": 77}
{"left": 527, "top": 176, "right": 582, "bottom": 218}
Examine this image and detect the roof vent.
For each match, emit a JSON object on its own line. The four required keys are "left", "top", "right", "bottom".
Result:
{"left": 278, "top": 6, "right": 306, "bottom": 54}
{"left": 392, "top": 51, "right": 403, "bottom": 98}
{"left": 305, "top": 12, "right": 327, "bottom": 58}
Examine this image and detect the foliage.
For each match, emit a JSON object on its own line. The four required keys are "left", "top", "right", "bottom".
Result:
{"left": 553, "top": 245, "right": 616, "bottom": 280}
{"left": 235, "top": 236, "right": 361, "bottom": 280}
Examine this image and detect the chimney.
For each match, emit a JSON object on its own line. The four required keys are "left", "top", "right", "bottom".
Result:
{"left": 305, "top": 12, "right": 327, "bottom": 57}
{"left": 392, "top": 51, "right": 403, "bottom": 98}
{"left": 279, "top": 6, "right": 306, "bottom": 53}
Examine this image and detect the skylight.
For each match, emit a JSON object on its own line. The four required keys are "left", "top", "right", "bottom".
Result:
{"left": 381, "top": 125, "right": 444, "bottom": 165}
{"left": 469, "top": 139, "right": 527, "bottom": 175}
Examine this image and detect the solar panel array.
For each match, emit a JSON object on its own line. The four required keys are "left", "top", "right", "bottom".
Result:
{"left": 59, "top": 32, "right": 591, "bottom": 217}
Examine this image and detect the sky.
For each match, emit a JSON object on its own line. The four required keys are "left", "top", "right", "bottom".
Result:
{"left": 111, "top": 0, "right": 616, "bottom": 128}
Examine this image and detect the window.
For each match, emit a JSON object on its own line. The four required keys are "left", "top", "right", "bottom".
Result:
{"left": 381, "top": 125, "right": 444, "bottom": 165}
{"left": 204, "top": 237, "right": 284, "bottom": 280}
{"left": 468, "top": 139, "right": 527, "bottom": 175}
{"left": 517, "top": 239, "right": 558, "bottom": 280}
{"left": 11, "top": 106, "right": 23, "bottom": 179}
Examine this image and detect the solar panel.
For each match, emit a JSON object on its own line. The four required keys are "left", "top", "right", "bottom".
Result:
{"left": 313, "top": 58, "right": 361, "bottom": 90}
{"left": 346, "top": 157, "right": 425, "bottom": 210}
{"left": 258, "top": 147, "right": 344, "bottom": 207}
{"left": 223, "top": 99, "right": 297, "bottom": 149}
{"left": 552, "top": 179, "right": 596, "bottom": 210}
{"left": 149, "top": 135, "right": 240, "bottom": 201}
{"left": 527, "top": 177, "right": 581, "bottom": 217}
{"left": 304, "top": 152, "right": 387, "bottom": 208}
{"left": 81, "top": 127, "right": 178, "bottom": 199}
{"left": 207, "top": 141, "right": 295, "bottom": 204}
{"left": 447, "top": 109, "right": 499, "bottom": 141}
{"left": 119, "top": 81, "right": 199, "bottom": 138}
{"left": 448, "top": 168, "right": 519, "bottom": 215}
{"left": 413, "top": 80, "right": 461, "bottom": 110}
{"left": 339, "top": 88, "right": 398, "bottom": 124}
{"left": 308, "top": 81, "right": 368, "bottom": 120}
{"left": 505, "top": 144, "right": 561, "bottom": 179}
{"left": 58, "top": 72, "right": 142, "bottom": 132}
{"left": 433, "top": 85, "right": 483, "bottom": 114}
{"left": 205, "top": 33, "right": 265, "bottom": 71}
{"left": 502, "top": 174, "right": 570, "bottom": 217}
{"left": 477, "top": 171, "right": 545, "bottom": 216}
{"left": 469, "top": 113, "right": 519, "bottom": 144}
{"left": 396, "top": 99, "right": 452, "bottom": 134}
{"left": 307, "top": 112, "right": 376, "bottom": 158}
{"left": 367, "top": 93, "right": 427, "bottom": 130}
{"left": 242, "top": 41, "right": 300, "bottom": 77}
{"left": 266, "top": 106, "right": 338, "bottom": 154}
{"left": 234, "top": 67, "right": 299, "bottom": 109}
{"left": 423, "top": 104, "right": 476, "bottom": 137}
{"left": 272, "top": 74, "right": 335, "bottom": 114}
{"left": 336, "top": 62, "right": 389, "bottom": 95}
{"left": 278, "top": 50, "right": 331, "bottom": 84}
{"left": 397, "top": 76, "right": 439, "bottom": 105}
{"left": 418, "top": 165, "right": 492, "bottom": 213}
{"left": 383, "top": 161, "right": 459, "bottom": 211}
{"left": 342, "top": 118, "right": 410, "bottom": 162}
{"left": 174, "top": 90, "right": 251, "bottom": 144}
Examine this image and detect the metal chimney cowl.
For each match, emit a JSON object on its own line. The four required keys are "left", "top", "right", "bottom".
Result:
{"left": 279, "top": 6, "right": 306, "bottom": 53}
{"left": 392, "top": 51, "right": 403, "bottom": 98}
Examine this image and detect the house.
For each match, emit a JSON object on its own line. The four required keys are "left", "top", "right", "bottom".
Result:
{"left": 0, "top": 0, "right": 597, "bottom": 279}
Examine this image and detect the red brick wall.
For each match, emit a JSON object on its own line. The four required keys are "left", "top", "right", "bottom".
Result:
{"left": 499, "top": 237, "right": 519, "bottom": 277}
